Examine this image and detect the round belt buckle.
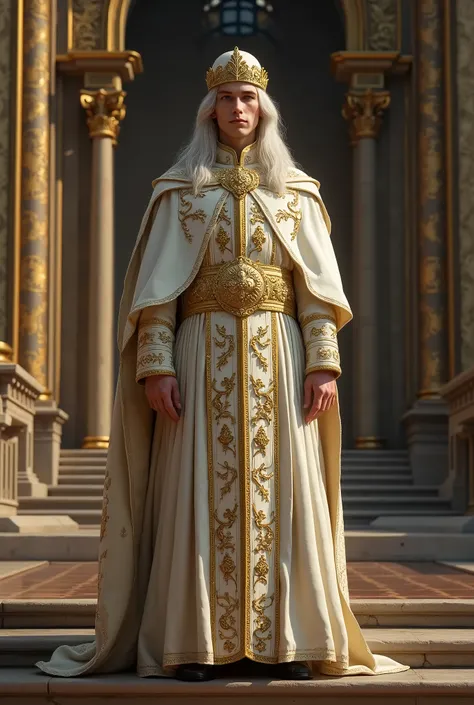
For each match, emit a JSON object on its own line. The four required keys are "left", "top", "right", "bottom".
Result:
{"left": 214, "top": 257, "right": 266, "bottom": 317}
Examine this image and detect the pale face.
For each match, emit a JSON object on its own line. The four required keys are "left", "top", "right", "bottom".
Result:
{"left": 212, "top": 82, "right": 261, "bottom": 144}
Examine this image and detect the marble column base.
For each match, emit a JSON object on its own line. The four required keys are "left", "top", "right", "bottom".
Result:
{"left": 34, "top": 401, "right": 69, "bottom": 486}
{"left": 403, "top": 398, "right": 449, "bottom": 486}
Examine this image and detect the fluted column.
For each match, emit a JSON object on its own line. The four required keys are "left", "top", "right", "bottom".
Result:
{"left": 80, "top": 89, "right": 126, "bottom": 450}
{"left": 343, "top": 90, "right": 390, "bottom": 449}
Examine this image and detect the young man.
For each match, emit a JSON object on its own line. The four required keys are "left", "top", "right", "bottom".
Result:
{"left": 37, "top": 48, "right": 408, "bottom": 681}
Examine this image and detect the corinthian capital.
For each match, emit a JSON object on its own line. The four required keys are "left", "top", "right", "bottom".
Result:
{"left": 80, "top": 89, "right": 127, "bottom": 145}
{"left": 342, "top": 90, "right": 391, "bottom": 142}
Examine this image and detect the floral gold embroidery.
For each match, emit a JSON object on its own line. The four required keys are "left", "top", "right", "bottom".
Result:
{"left": 218, "top": 201, "right": 231, "bottom": 225}
{"left": 212, "top": 374, "right": 237, "bottom": 424}
{"left": 317, "top": 347, "right": 340, "bottom": 362}
{"left": 252, "top": 593, "right": 274, "bottom": 653}
{"left": 250, "top": 200, "right": 265, "bottom": 225}
{"left": 216, "top": 225, "right": 232, "bottom": 255}
{"left": 311, "top": 323, "right": 337, "bottom": 339}
{"left": 254, "top": 554, "right": 269, "bottom": 588}
{"left": 217, "top": 460, "right": 238, "bottom": 499}
{"left": 253, "top": 505, "right": 275, "bottom": 553}
{"left": 214, "top": 324, "right": 235, "bottom": 370}
{"left": 137, "top": 352, "right": 165, "bottom": 367}
{"left": 276, "top": 189, "right": 302, "bottom": 241}
{"left": 250, "top": 376, "right": 275, "bottom": 425}
{"left": 250, "top": 325, "right": 270, "bottom": 372}
{"left": 158, "top": 330, "right": 172, "bottom": 344}
{"left": 179, "top": 189, "right": 206, "bottom": 243}
{"left": 252, "top": 462, "right": 274, "bottom": 502}
{"left": 215, "top": 504, "right": 238, "bottom": 552}
{"left": 217, "top": 591, "right": 239, "bottom": 653}
{"left": 301, "top": 313, "right": 337, "bottom": 327}
{"left": 249, "top": 225, "right": 266, "bottom": 257}
{"left": 138, "top": 330, "right": 154, "bottom": 346}
{"left": 218, "top": 423, "right": 236, "bottom": 456}
{"left": 220, "top": 553, "right": 237, "bottom": 586}
{"left": 253, "top": 425, "right": 270, "bottom": 457}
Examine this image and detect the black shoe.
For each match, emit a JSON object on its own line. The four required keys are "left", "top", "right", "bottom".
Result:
{"left": 275, "top": 661, "right": 312, "bottom": 680}
{"left": 175, "top": 663, "right": 215, "bottom": 681}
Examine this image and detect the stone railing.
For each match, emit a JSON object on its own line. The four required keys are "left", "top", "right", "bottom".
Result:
{"left": 440, "top": 366, "right": 474, "bottom": 514}
{"left": 0, "top": 363, "right": 46, "bottom": 517}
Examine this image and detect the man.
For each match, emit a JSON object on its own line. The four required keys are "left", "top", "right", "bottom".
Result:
{"left": 37, "top": 48, "right": 408, "bottom": 681}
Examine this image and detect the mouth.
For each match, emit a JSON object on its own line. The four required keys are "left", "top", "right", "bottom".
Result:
{"left": 231, "top": 119, "right": 247, "bottom": 124}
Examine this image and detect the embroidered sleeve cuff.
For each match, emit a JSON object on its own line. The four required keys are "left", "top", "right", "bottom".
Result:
{"left": 300, "top": 313, "right": 341, "bottom": 379}
{"left": 136, "top": 317, "right": 176, "bottom": 383}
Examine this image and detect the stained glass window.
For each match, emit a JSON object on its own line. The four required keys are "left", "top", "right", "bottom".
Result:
{"left": 203, "top": 0, "right": 274, "bottom": 37}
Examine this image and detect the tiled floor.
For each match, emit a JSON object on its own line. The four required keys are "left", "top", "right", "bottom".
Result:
{"left": 0, "top": 561, "right": 473, "bottom": 599}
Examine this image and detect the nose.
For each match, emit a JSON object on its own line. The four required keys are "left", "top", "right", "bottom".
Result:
{"left": 233, "top": 99, "right": 244, "bottom": 114}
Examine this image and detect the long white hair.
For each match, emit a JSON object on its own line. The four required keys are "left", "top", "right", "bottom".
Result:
{"left": 171, "top": 87, "right": 297, "bottom": 194}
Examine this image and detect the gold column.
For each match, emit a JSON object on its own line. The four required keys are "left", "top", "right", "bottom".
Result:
{"left": 18, "top": 0, "right": 51, "bottom": 396}
{"left": 80, "top": 89, "right": 126, "bottom": 450}
{"left": 417, "top": 0, "right": 448, "bottom": 397}
{"left": 343, "top": 90, "right": 390, "bottom": 450}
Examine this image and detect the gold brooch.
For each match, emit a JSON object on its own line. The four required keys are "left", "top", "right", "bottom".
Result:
{"left": 215, "top": 166, "right": 260, "bottom": 199}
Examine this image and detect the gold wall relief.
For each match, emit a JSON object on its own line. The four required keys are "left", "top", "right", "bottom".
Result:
{"left": 178, "top": 189, "right": 206, "bottom": 243}
{"left": 275, "top": 189, "right": 302, "bottom": 241}
{"left": 0, "top": 0, "right": 11, "bottom": 342}
{"left": 72, "top": 0, "right": 104, "bottom": 50}
{"left": 214, "top": 323, "right": 235, "bottom": 370}
{"left": 250, "top": 376, "right": 274, "bottom": 425}
{"left": 252, "top": 463, "right": 273, "bottom": 502}
{"left": 80, "top": 89, "right": 127, "bottom": 145}
{"left": 366, "top": 0, "right": 399, "bottom": 51}
{"left": 250, "top": 326, "right": 270, "bottom": 371}
{"left": 342, "top": 90, "right": 391, "bottom": 142}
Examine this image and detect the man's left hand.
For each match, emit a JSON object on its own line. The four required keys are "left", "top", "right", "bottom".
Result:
{"left": 303, "top": 370, "right": 337, "bottom": 424}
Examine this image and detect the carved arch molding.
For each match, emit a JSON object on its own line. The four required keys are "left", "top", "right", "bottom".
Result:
{"left": 71, "top": 0, "right": 400, "bottom": 53}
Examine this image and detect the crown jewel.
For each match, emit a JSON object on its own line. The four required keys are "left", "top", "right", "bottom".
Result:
{"left": 206, "top": 47, "right": 269, "bottom": 92}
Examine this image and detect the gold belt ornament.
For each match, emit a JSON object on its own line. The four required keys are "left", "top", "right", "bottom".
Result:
{"left": 182, "top": 257, "right": 296, "bottom": 319}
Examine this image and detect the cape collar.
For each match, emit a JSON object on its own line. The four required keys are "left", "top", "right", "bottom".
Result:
{"left": 215, "top": 141, "right": 258, "bottom": 167}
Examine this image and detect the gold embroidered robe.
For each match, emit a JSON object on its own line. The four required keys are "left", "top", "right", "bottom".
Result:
{"left": 36, "top": 143, "right": 408, "bottom": 678}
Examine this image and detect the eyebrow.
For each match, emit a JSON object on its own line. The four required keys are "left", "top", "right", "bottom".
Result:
{"left": 217, "top": 89, "right": 257, "bottom": 96}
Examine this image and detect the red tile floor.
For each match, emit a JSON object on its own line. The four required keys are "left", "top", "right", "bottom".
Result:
{"left": 0, "top": 562, "right": 473, "bottom": 599}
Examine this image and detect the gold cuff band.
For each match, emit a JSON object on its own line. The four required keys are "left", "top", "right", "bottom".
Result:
{"left": 182, "top": 257, "right": 296, "bottom": 320}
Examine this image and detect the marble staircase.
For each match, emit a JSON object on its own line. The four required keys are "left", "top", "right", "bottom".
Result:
{"left": 17, "top": 449, "right": 454, "bottom": 528}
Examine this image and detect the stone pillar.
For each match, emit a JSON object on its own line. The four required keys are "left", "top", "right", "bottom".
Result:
{"left": 80, "top": 89, "right": 126, "bottom": 450}
{"left": 403, "top": 0, "right": 449, "bottom": 485}
{"left": 343, "top": 90, "right": 390, "bottom": 449}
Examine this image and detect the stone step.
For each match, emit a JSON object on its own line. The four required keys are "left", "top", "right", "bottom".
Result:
{"left": 3, "top": 667, "right": 474, "bottom": 704}
{"left": 59, "top": 463, "right": 106, "bottom": 471}
{"left": 49, "top": 485, "right": 104, "bottom": 497}
{"left": 0, "top": 628, "right": 472, "bottom": 670}
{"left": 340, "top": 473, "right": 413, "bottom": 484}
{"left": 61, "top": 449, "right": 108, "bottom": 456}
{"left": 341, "top": 465, "right": 412, "bottom": 474}
{"left": 342, "top": 496, "right": 450, "bottom": 509}
{"left": 341, "top": 484, "right": 439, "bottom": 497}
{"left": 20, "top": 497, "right": 103, "bottom": 510}
{"left": 2, "top": 599, "right": 473, "bottom": 630}
{"left": 17, "top": 508, "right": 102, "bottom": 525}
{"left": 58, "top": 475, "right": 105, "bottom": 485}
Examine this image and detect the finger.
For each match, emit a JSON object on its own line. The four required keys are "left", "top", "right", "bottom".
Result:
{"left": 317, "top": 392, "right": 330, "bottom": 415}
{"left": 163, "top": 394, "right": 180, "bottom": 423}
{"left": 303, "top": 378, "right": 312, "bottom": 409}
{"left": 146, "top": 393, "right": 158, "bottom": 412}
{"left": 155, "top": 397, "right": 165, "bottom": 415}
{"left": 307, "top": 388, "right": 321, "bottom": 423}
{"left": 171, "top": 382, "right": 182, "bottom": 413}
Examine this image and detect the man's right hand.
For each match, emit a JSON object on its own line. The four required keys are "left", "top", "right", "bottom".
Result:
{"left": 144, "top": 374, "right": 182, "bottom": 422}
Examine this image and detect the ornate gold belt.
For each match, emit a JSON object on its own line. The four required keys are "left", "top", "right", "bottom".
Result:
{"left": 181, "top": 257, "right": 296, "bottom": 319}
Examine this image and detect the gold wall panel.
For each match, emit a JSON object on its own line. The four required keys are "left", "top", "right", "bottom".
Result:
{"left": 457, "top": 0, "right": 474, "bottom": 371}
{"left": 0, "top": 0, "right": 12, "bottom": 342}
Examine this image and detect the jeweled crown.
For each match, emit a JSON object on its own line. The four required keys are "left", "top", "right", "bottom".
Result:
{"left": 206, "top": 47, "right": 269, "bottom": 92}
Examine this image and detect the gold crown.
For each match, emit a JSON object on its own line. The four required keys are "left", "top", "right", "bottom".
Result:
{"left": 206, "top": 47, "right": 269, "bottom": 92}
